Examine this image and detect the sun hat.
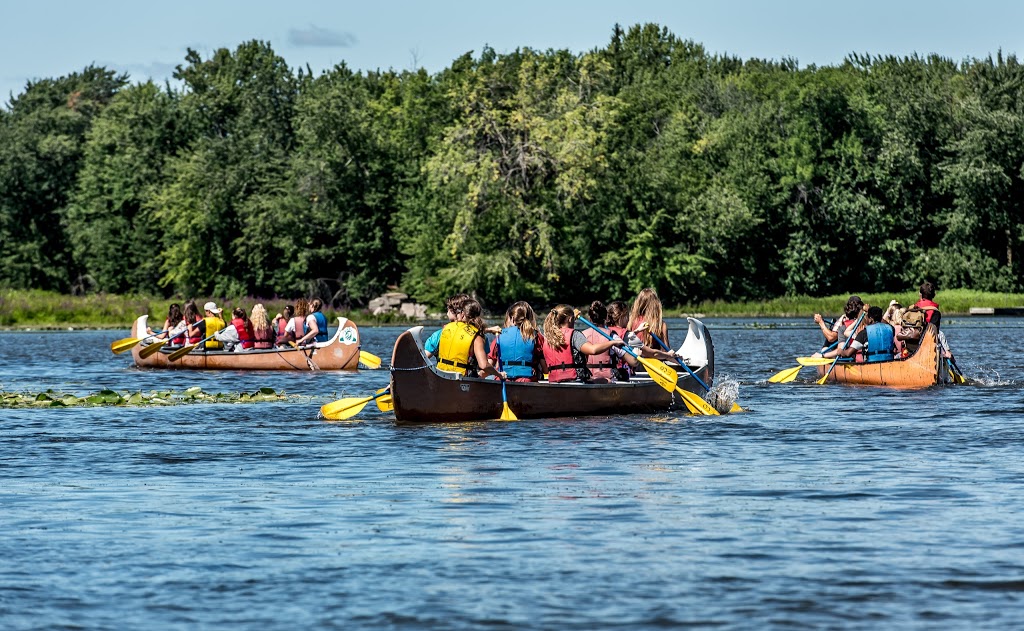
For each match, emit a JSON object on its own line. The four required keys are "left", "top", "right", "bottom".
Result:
{"left": 203, "top": 301, "right": 223, "bottom": 314}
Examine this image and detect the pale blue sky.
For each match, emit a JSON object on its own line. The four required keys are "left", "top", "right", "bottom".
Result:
{"left": 3, "top": 0, "right": 1022, "bottom": 106}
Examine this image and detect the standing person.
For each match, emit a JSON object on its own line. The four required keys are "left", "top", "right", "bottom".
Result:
{"left": 628, "top": 288, "right": 670, "bottom": 349}
{"left": 813, "top": 295, "right": 864, "bottom": 355}
{"left": 215, "top": 307, "right": 255, "bottom": 352}
{"left": 250, "top": 304, "right": 275, "bottom": 349}
{"left": 188, "top": 301, "right": 226, "bottom": 350}
{"left": 425, "top": 293, "right": 470, "bottom": 360}
{"left": 488, "top": 301, "right": 546, "bottom": 382}
{"left": 436, "top": 299, "right": 505, "bottom": 380}
{"left": 273, "top": 305, "right": 295, "bottom": 346}
{"left": 297, "top": 299, "right": 329, "bottom": 346}
{"left": 542, "top": 305, "right": 625, "bottom": 383}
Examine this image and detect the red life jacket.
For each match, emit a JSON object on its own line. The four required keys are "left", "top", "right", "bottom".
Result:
{"left": 915, "top": 299, "right": 939, "bottom": 323}
{"left": 607, "top": 325, "right": 629, "bottom": 375}
{"left": 252, "top": 326, "right": 274, "bottom": 349}
{"left": 167, "top": 318, "right": 185, "bottom": 345}
{"left": 291, "top": 316, "right": 306, "bottom": 340}
{"left": 542, "top": 327, "right": 582, "bottom": 383}
{"left": 232, "top": 318, "right": 254, "bottom": 349}
{"left": 276, "top": 318, "right": 294, "bottom": 345}
{"left": 583, "top": 328, "right": 614, "bottom": 381}
{"left": 187, "top": 317, "right": 202, "bottom": 344}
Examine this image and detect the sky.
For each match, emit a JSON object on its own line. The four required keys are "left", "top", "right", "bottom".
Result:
{"left": 3, "top": 0, "right": 1023, "bottom": 106}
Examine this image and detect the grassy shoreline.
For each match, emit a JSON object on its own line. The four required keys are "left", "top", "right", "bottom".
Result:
{"left": 3, "top": 288, "right": 1023, "bottom": 330}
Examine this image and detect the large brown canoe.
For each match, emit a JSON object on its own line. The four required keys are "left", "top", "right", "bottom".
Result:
{"left": 815, "top": 324, "right": 954, "bottom": 387}
{"left": 389, "top": 318, "right": 716, "bottom": 423}
{"left": 129, "top": 314, "right": 361, "bottom": 370}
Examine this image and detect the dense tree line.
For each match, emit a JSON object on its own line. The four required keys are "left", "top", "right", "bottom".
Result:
{"left": 2, "top": 24, "right": 1022, "bottom": 309}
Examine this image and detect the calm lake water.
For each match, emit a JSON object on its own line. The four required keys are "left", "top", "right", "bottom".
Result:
{"left": 1, "top": 317, "right": 1023, "bottom": 629}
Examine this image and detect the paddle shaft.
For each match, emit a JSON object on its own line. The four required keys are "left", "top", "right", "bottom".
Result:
{"left": 819, "top": 310, "right": 868, "bottom": 383}
{"left": 648, "top": 330, "right": 711, "bottom": 393}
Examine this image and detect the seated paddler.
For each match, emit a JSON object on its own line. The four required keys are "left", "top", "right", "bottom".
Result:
{"left": 436, "top": 299, "right": 505, "bottom": 380}
{"left": 836, "top": 305, "right": 895, "bottom": 363}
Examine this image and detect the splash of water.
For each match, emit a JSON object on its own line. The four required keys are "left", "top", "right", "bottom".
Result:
{"left": 707, "top": 374, "right": 741, "bottom": 414}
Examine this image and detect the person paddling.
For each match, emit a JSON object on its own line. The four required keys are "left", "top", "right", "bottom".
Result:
{"left": 296, "top": 299, "right": 329, "bottom": 346}
{"left": 187, "top": 302, "right": 227, "bottom": 351}
{"left": 436, "top": 299, "right": 505, "bottom": 380}
{"left": 488, "top": 301, "right": 546, "bottom": 382}
{"left": 541, "top": 305, "right": 626, "bottom": 383}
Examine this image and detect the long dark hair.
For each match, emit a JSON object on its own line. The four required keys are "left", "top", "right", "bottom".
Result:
{"left": 167, "top": 303, "right": 183, "bottom": 324}
{"left": 183, "top": 300, "right": 200, "bottom": 324}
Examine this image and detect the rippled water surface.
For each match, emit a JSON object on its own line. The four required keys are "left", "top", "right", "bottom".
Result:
{"left": 2, "top": 317, "right": 1024, "bottom": 629}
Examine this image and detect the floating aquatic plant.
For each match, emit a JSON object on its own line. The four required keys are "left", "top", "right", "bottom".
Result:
{"left": 0, "top": 386, "right": 303, "bottom": 408}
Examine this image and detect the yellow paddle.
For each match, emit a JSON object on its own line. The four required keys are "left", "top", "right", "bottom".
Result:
{"left": 767, "top": 365, "right": 803, "bottom": 384}
{"left": 574, "top": 315, "right": 682, "bottom": 400}
{"left": 796, "top": 356, "right": 837, "bottom": 366}
{"left": 110, "top": 328, "right": 166, "bottom": 354}
{"left": 374, "top": 387, "right": 394, "bottom": 412}
{"left": 138, "top": 339, "right": 170, "bottom": 359}
{"left": 167, "top": 327, "right": 227, "bottom": 362}
{"left": 817, "top": 309, "right": 868, "bottom": 384}
{"left": 496, "top": 359, "right": 517, "bottom": 421}
{"left": 649, "top": 330, "right": 737, "bottom": 414}
{"left": 321, "top": 388, "right": 390, "bottom": 420}
{"left": 359, "top": 350, "right": 382, "bottom": 369}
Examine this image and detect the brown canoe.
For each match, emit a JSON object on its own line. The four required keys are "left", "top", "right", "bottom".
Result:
{"left": 129, "top": 314, "right": 361, "bottom": 370}
{"left": 815, "top": 324, "right": 954, "bottom": 387}
{"left": 389, "top": 317, "right": 716, "bottom": 423}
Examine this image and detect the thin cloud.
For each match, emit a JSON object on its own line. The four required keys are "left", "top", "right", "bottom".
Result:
{"left": 288, "top": 25, "right": 357, "bottom": 48}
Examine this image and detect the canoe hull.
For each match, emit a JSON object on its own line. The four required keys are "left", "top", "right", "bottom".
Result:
{"left": 390, "top": 318, "right": 716, "bottom": 423}
{"left": 129, "top": 315, "right": 361, "bottom": 370}
{"left": 815, "top": 324, "right": 951, "bottom": 387}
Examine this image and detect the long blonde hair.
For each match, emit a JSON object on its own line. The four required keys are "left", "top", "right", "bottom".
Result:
{"left": 251, "top": 303, "right": 272, "bottom": 336}
{"left": 543, "top": 304, "right": 575, "bottom": 351}
{"left": 506, "top": 301, "right": 537, "bottom": 342}
{"left": 628, "top": 288, "right": 665, "bottom": 346}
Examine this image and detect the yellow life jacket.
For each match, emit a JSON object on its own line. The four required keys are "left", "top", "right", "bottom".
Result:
{"left": 205, "top": 315, "right": 226, "bottom": 349}
{"left": 437, "top": 321, "right": 479, "bottom": 375}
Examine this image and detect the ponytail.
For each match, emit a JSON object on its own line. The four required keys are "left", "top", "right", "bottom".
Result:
{"left": 543, "top": 305, "right": 574, "bottom": 351}
{"left": 507, "top": 301, "right": 537, "bottom": 342}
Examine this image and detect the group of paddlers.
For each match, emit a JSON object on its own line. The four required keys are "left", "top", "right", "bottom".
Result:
{"left": 810, "top": 281, "right": 954, "bottom": 364}
{"left": 422, "top": 288, "right": 684, "bottom": 383}
{"left": 147, "top": 298, "right": 330, "bottom": 352}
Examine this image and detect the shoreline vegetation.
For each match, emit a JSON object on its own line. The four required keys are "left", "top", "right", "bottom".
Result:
{"left": 2, "top": 289, "right": 1022, "bottom": 330}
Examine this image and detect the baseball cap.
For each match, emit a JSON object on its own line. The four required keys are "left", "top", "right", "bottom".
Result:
{"left": 203, "top": 301, "right": 223, "bottom": 314}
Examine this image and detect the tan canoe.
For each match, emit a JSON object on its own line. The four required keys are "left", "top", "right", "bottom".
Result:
{"left": 128, "top": 314, "right": 361, "bottom": 370}
{"left": 815, "top": 324, "right": 954, "bottom": 387}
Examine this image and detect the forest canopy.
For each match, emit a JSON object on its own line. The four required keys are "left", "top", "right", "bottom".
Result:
{"left": 1, "top": 24, "right": 1022, "bottom": 310}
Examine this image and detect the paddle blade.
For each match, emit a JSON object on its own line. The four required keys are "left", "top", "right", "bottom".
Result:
{"left": 374, "top": 387, "right": 394, "bottom": 412}
{"left": 110, "top": 337, "right": 141, "bottom": 354}
{"left": 359, "top": 350, "right": 382, "bottom": 369}
{"left": 796, "top": 357, "right": 834, "bottom": 366}
{"left": 816, "top": 366, "right": 835, "bottom": 385}
{"left": 138, "top": 339, "right": 169, "bottom": 359}
{"left": 676, "top": 387, "right": 720, "bottom": 416}
{"left": 167, "top": 343, "right": 198, "bottom": 362}
{"left": 500, "top": 402, "right": 518, "bottom": 421}
{"left": 321, "top": 395, "right": 373, "bottom": 420}
{"left": 730, "top": 402, "right": 744, "bottom": 413}
{"left": 768, "top": 366, "right": 802, "bottom": 383}
{"left": 637, "top": 357, "right": 679, "bottom": 392}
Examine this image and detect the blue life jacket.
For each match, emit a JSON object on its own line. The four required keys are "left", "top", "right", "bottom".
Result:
{"left": 497, "top": 326, "right": 536, "bottom": 379}
{"left": 313, "top": 311, "right": 329, "bottom": 343}
{"left": 864, "top": 323, "right": 895, "bottom": 363}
